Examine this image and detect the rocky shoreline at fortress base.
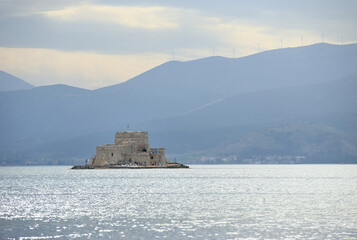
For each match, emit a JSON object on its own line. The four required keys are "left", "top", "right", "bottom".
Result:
{"left": 72, "top": 162, "right": 189, "bottom": 169}
{"left": 71, "top": 131, "right": 189, "bottom": 169}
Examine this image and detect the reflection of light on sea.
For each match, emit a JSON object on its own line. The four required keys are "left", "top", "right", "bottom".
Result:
{"left": 0, "top": 165, "right": 356, "bottom": 239}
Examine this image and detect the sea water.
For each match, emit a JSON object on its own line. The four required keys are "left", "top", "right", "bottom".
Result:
{"left": 0, "top": 165, "right": 356, "bottom": 239}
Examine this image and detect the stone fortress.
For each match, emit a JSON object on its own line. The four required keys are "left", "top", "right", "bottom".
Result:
{"left": 79, "top": 131, "right": 188, "bottom": 169}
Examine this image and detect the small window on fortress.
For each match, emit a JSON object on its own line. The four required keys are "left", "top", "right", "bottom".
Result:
{"left": 111, "top": 153, "right": 113, "bottom": 157}
{"left": 142, "top": 148, "right": 147, "bottom": 152}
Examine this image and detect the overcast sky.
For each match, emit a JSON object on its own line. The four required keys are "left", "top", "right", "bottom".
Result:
{"left": 0, "top": 0, "right": 356, "bottom": 89}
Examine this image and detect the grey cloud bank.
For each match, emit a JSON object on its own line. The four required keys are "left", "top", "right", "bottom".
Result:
{"left": 1, "top": 1, "right": 356, "bottom": 52}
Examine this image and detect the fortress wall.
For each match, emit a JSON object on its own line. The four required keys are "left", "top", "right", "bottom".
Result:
{"left": 150, "top": 148, "right": 167, "bottom": 165}
{"left": 93, "top": 145, "right": 152, "bottom": 166}
{"left": 124, "top": 152, "right": 151, "bottom": 165}
{"left": 92, "top": 145, "right": 126, "bottom": 167}
{"left": 115, "top": 131, "right": 149, "bottom": 152}
{"left": 120, "top": 141, "right": 137, "bottom": 154}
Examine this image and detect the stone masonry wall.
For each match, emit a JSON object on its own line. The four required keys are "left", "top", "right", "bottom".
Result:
{"left": 115, "top": 131, "right": 149, "bottom": 152}
{"left": 150, "top": 148, "right": 167, "bottom": 165}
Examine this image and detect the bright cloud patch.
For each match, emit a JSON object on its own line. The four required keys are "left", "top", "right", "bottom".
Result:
{"left": 197, "top": 17, "right": 322, "bottom": 54}
{"left": 42, "top": 5, "right": 179, "bottom": 29}
{"left": 39, "top": 4, "right": 322, "bottom": 56}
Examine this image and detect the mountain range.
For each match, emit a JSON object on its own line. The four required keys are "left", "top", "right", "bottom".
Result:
{"left": 1, "top": 43, "right": 356, "bottom": 165}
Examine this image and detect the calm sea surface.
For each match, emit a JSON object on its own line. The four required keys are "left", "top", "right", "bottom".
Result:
{"left": 0, "top": 165, "right": 356, "bottom": 239}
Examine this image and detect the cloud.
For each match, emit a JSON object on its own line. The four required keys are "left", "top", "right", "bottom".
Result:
{"left": 42, "top": 5, "right": 179, "bottom": 29}
{"left": 0, "top": 47, "right": 168, "bottom": 89}
{"left": 0, "top": 2, "right": 349, "bottom": 56}
{"left": 0, "top": 0, "right": 91, "bottom": 18}
{"left": 1, "top": 2, "right": 354, "bottom": 89}
{"left": 195, "top": 16, "right": 324, "bottom": 55}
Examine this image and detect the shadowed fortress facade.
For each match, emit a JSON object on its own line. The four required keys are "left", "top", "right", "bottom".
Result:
{"left": 90, "top": 131, "right": 167, "bottom": 167}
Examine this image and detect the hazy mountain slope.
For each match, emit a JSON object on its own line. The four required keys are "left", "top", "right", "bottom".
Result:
{"left": 1, "top": 43, "right": 357, "bottom": 165}
{"left": 184, "top": 122, "right": 357, "bottom": 164}
{"left": 2, "top": 114, "right": 356, "bottom": 165}
{"left": 0, "top": 84, "right": 91, "bottom": 149}
{"left": 85, "top": 43, "right": 357, "bottom": 125}
{"left": 2, "top": 75, "right": 356, "bottom": 165}
{"left": 0, "top": 71, "right": 34, "bottom": 91}
{"left": 97, "top": 43, "right": 357, "bottom": 97}
{"left": 136, "top": 74, "right": 357, "bottom": 131}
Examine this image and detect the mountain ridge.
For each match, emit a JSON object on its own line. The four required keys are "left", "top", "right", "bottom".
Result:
{"left": 96, "top": 43, "right": 357, "bottom": 93}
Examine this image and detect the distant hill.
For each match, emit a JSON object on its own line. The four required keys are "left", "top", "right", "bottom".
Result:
{"left": 136, "top": 73, "right": 357, "bottom": 131}
{"left": 136, "top": 74, "right": 357, "bottom": 164}
{"left": 93, "top": 43, "right": 357, "bottom": 122}
{"left": 0, "top": 71, "right": 34, "bottom": 91}
{"left": 0, "top": 43, "right": 357, "bottom": 165}
{"left": 177, "top": 122, "right": 357, "bottom": 164}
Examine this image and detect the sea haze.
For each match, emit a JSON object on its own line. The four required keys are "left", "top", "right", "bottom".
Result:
{"left": 0, "top": 165, "right": 356, "bottom": 239}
